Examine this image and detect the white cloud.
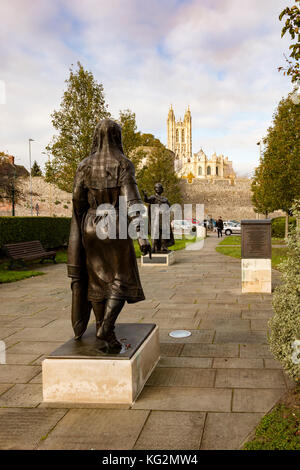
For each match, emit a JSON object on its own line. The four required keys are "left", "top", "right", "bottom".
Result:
{"left": 0, "top": 0, "right": 295, "bottom": 176}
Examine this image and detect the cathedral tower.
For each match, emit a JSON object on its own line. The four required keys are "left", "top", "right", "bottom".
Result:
{"left": 167, "top": 106, "right": 192, "bottom": 167}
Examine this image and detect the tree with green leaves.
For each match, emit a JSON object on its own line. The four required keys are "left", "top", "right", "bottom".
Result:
{"left": 252, "top": 95, "right": 300, "bottom": 236}
{"left": 136, "top": 145, "right": 182, "bottom": 206}
{"left": 117, "top": 109, "right": 181, "bottom": 205}
{"left": 31, "top": 160, "right": 42, "bottom": 177}
{"left": 251, "top": 162, "right": 276, "bottom": 218}
{"left": 118, "top": 109, "right": 141, "bottom": 157}
{"left": 278, "top": 1, "right": 300, "bottom": 82}
{"left": 46, "top": 62, "right": 110, "bottom": 192}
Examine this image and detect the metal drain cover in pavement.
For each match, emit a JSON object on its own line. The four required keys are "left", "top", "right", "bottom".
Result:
{"left": 169, "top": 330, "right": 191, "bottom": 338}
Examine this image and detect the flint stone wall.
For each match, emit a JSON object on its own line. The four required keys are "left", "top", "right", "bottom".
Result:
{"left": 180, "top": 178, "right": 284, "bottom": 221}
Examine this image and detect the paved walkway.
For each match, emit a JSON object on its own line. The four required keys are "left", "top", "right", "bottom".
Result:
{"left": 0, "top": 234, "right": 292, "bottom": 450}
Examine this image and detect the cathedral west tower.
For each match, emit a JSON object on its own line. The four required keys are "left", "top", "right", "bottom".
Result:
{"left": 167, "top": 106, "right": 236, "bottom": 181}
{"left": 167, "top": 106, "right": 192, "bottom": 173}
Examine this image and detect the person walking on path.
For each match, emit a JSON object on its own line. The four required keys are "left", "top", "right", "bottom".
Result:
{"left": 216, "top": 216, "right": 224, "bottom": 238}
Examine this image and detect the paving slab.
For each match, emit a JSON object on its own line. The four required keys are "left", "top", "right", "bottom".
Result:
{"left": 0, "top": 365, "right": 41, "bottom": 383}
{"left": 182, "top": 343, "right": 239, "bottom": 358}
{"left": 9, "top": 317, "right": 55, "bottom": 328}
{"left": 29, "top": 372, "right": 43, "bottom": 383}
{"left": 160, "top": 343, "right": 184, "bottom": 357}
{"left": 215, "top": 369, "right": 287, "bottom": 389}
{"left": 146, "top": 368, "right": 216, "bottom": 388}
{"left": 158, "top": 357, "right": 213, "bottom": 369}
{"left": 9, "top": 326, "right": 73, "bottom": 342}
{"left": 132, "top": 386, "right": 232, "bottom": 412}
{"left": 199, "top": 318, "right": 250, "bottom": 330}
{"left": 264, "top": 358, "right": 283, "bottom": 369}
{"left": 250, "top": 319, "right": 271, "bottom": 330}
{"left": 0, "top": 408, "right": 67, "bottom": 449}
{"left": 241, "top": 310, "right": 273, "bottom": 320}
{"left": 5, "top": 353, "right": 43, "bottom": 365}
{"left": 240, "top": 344, "right": 274, "bottom": 358}
{"left": 0, "top": 383, "right": 42, "bottom": 407}
{"left": 214, "top": 330, "right": 268, "bottom": 344}
{"left": 37, "top": 409, "right": 149, "bottom": 450}
{"left": 212, "top": 358, "right": 264, "bottom": 369}
{"left": 232, "top": 388, "right": 286, "bottom": 412}
{"left": 154, "top": 309, "right": 198, "bottom": 319}
{"left": 134, "top": 411, "right": 206, "bottom": 450}
{"left": 0, "top": 383, "right": 14, "bottom": 396}
{"left": 200, "top": 412, "right": 263, "bottom": 450}
{"left": 0, "top": 327, "right": 22, "bottom": 340}
{"left": 6, "top": 341, "right": 64, "bottom": 355}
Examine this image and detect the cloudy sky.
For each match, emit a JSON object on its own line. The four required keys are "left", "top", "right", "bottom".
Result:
{"left": 0, "top": 0, "right": 295, "bottom": 177}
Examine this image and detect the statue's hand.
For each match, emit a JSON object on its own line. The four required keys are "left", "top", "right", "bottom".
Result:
{"left": 138, "top": 238, "right": 152, "bottom": 259}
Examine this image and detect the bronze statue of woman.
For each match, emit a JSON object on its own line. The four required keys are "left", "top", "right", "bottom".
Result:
{"left": 67, "top": 119, "right": 151, "bottom": 351}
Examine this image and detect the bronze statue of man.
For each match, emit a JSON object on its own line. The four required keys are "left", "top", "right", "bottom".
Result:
{"left": 142, "top": 183, "right": 174, "bottom": 253}
{"left": 67, "top": 119, "right": 151, "bottom": 351}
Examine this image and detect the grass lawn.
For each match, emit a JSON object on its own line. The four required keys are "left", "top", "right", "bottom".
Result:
{"left": 243, "top": 387, "right": 300, "bottom": 450}
{"left": 215, "top": 245, "right": 288, "bottom": 269}
{"left": 0, "top": 250, "right": 66, "bottom": 284}
{"left": 218, "top": 236, "right": 286, "bottom": 246}
{"left": 218, "top": 235, "right": 242, "bottom": 245}
{"left": 0, "top": 268, "right": 45, "bottom": 284}
{"left": 0, "top": 236, "right": 198, "bottom": 284}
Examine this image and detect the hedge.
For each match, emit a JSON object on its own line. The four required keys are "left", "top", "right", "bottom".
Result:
{"left": 0, "top": 217, "right": 71, "bottom": 253}
{"left": 271, "top": 217, "right": 296, "bottom": 238}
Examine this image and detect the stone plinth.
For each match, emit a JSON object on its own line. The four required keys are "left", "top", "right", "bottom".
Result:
{"left": 42, "top": 323, "right": 160, "bottom": 405}
{"left": 242, "top": 259, "right": 272, "bottom": 293}
{"left": 196, "top": 226, "right": 206, "bottom": 238}
{"left": 141, "top": 251, "right": 175, "bottom": 267}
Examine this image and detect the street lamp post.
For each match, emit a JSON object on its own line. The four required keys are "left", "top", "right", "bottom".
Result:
{"left": 256, "top": 140, "right": 262, "bottom": 161}
{"left": 42, "top": 151, "right": 52, "bottom": 216}
{"left": 256, "top": 140, "right": 263, "bottom": 220}
{"left": 29, "top": 138, "right": 34, "bottom": 216}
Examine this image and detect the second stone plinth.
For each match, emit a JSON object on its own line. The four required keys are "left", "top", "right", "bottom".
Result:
{"left": 242, "top": 258, "right": 272, "bottom": 293}
{"left": 141, "top": 251, "right": 176, "bottom": 267}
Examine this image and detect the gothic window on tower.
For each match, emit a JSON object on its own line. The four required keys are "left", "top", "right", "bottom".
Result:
{"left": 216, "top": 166, "right": 219, "bottom": 176}
{"left": 176, "top": 129, "right": 179, "bottom": 142}
{"left": 182, "top": 129, "right": 185, "bottom": 143}
{"left": 198, "top": 166, "right": 202, "bottom": 176}
{"left": 207, "top": 166, "right": 211, "bottom": 176}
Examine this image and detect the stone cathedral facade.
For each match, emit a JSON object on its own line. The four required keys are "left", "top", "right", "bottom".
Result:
{"left": 167, "top": 106, "right": 235, "bottom": 180}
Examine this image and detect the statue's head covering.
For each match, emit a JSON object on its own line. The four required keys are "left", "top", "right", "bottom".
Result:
{"left": 91, "top": 119, "right": 124, "bottom": 157}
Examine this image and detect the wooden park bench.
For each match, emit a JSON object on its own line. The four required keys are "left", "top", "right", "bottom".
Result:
{"left": 3, "top": 241, "right": 57, "bottom": 268}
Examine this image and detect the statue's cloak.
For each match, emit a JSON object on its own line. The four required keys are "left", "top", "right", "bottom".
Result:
{"left": 67, "top": 119, "right": 145, "bottom": 338}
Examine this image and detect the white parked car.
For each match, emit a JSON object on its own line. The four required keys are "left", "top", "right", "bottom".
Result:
{"left": 223, "top": 221, "right": 241, "bottom": 236}
{"left": 171, "top": 220, "right": 197, "bottom": 234}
